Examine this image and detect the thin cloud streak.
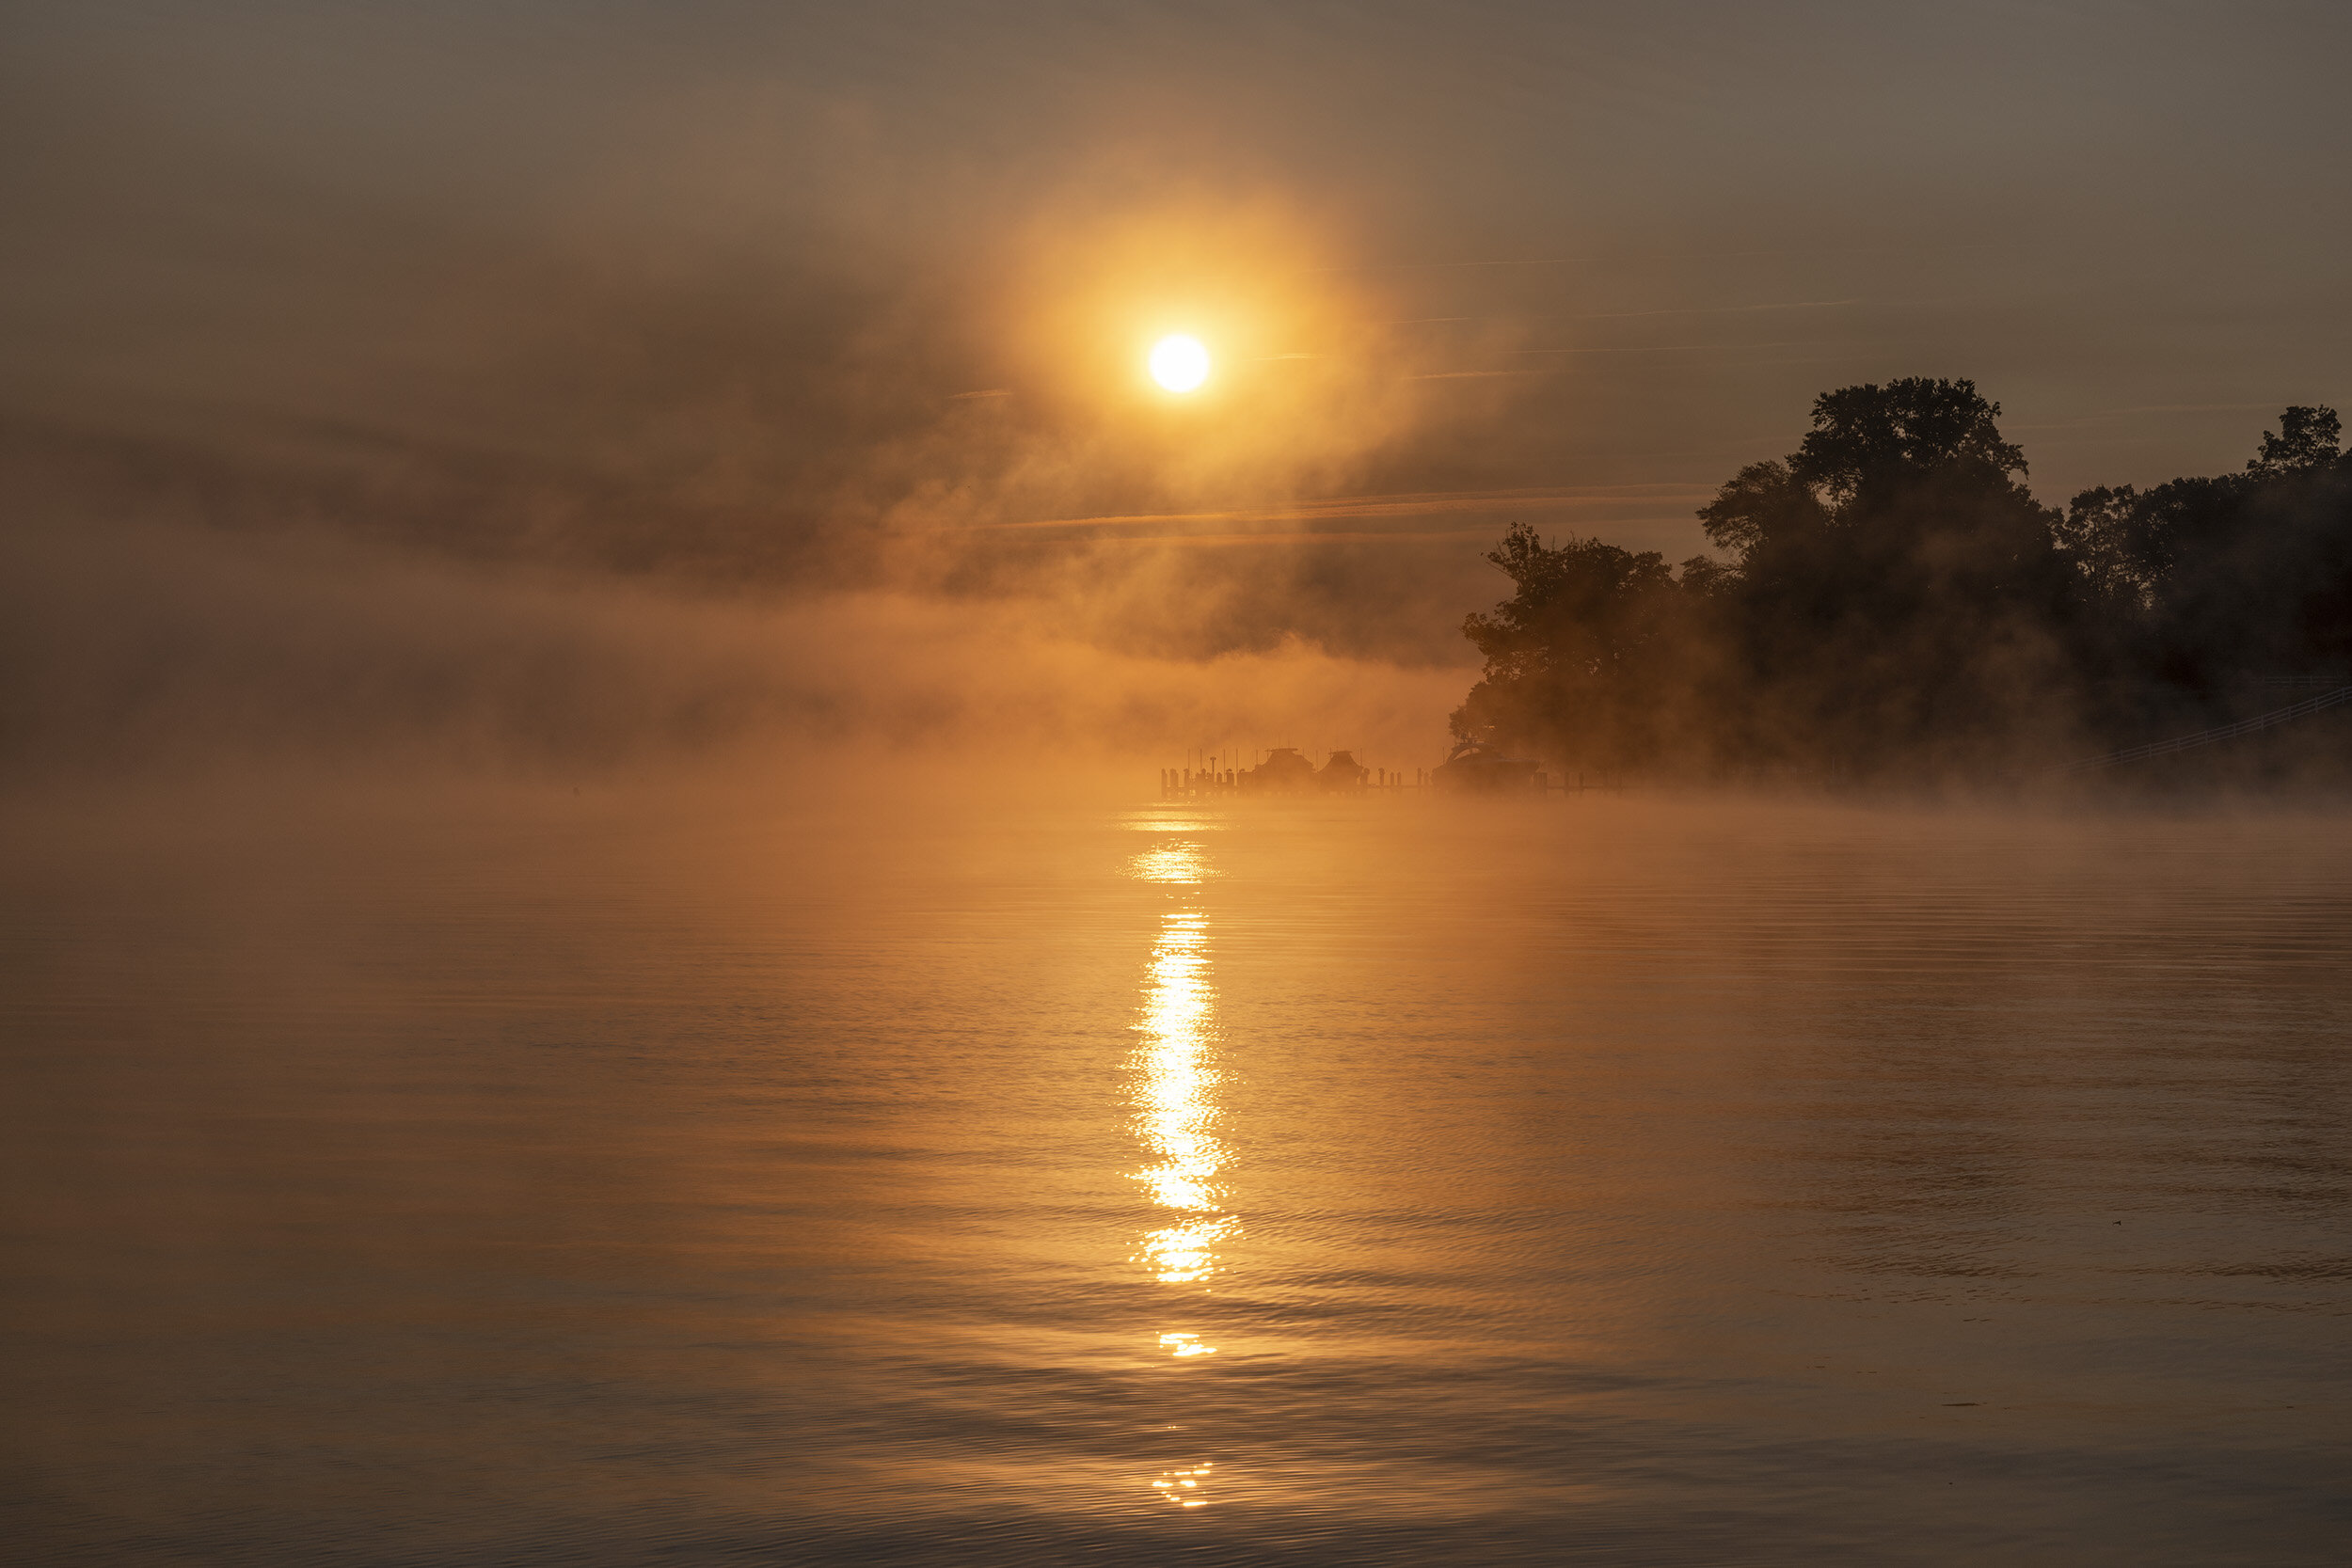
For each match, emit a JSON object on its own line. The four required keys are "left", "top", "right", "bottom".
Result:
{"left": 1562, "top": 299, "right": 1861, "bottom": 321}
{"left": 1381, "top": 299, "right": 1857, "bottom": 327}
{"left": 958, "top": 484, "right": 1716, "bottom": 532}
{"left": 1511, "top": 341, "right": 1816, "bottom": 356}
{"left": 1029, "top": 519, "right": 1714, "bottom": 549}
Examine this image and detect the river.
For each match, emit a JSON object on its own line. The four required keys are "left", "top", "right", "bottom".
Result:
{"left": 5, "top": 784, "right": 2346, "bottom": 1563}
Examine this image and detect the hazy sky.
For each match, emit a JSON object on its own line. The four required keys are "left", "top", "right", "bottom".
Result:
{"left": 5, "top": 1, "right": 2349, "bottom": 765}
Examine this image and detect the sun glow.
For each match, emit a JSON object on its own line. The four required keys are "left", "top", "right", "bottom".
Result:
{"left": 1126, "top": 835, "right": 1234, "bottom": 1512}
{"left": 1149, "top": 334, "right": 1211, "bottom": 392}
{"left": 1130, "top": 904, "right": 1236, "bottom": 1285}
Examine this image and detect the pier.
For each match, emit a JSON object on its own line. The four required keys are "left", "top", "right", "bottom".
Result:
{"left": 1158, "top": 747, "right": 1626, "bottom": 800}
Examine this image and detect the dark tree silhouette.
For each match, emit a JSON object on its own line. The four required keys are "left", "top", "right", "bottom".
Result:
{"left": 2060, "top": 404, "right": 2351, "bottom": 704}
{"left": 1448, "top": 526, "right": 1711, "bottom": 771}
{"left": 2249, "top": 405, "right": 2343, "bottom": 477}
{"left": 1453, "top": 380, "right": 2352, "bottom": 783}
{"left": 1693, "top": 379, "right": 2075, "bottom": 771}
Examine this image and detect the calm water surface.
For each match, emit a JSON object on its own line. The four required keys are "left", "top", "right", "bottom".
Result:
{"left": 5, "top": 787, "right": 2348, "bottom": 1563}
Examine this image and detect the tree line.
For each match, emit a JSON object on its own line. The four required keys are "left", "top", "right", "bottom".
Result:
{"left": 1449, "top": 380, "right": 2352, "bottom": 781}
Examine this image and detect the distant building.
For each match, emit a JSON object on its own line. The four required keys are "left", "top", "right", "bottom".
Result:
{"left": 1314, "top": 750, "right": 1369, "bottom": 792}
{"left": 1242, "top": 747, "right": 1317, "bottom": 793}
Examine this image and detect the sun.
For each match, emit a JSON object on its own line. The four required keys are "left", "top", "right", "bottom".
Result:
{"left": 1149, "top": 335, "right": 1211, "bottom": 393}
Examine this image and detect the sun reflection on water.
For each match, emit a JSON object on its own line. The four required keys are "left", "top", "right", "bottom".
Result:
{"left": 1151, "top": 1462, "right": 1216, "bottom": 1507}
{"left": 1129, "top": 890, "right": 1236, "bottom": 1290}
{"left": 1128, "top": 843, "right": 1216, "bottom": 884}
{"left": 1127, "top": 844, "right": 1237, "bottom": 1282}
{"left": 1125, "top": 834, "right": 1235, "bottom": 1508}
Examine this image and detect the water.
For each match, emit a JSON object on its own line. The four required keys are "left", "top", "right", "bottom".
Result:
{"left": 5, "top": 785, "right": 2348, "bottom": 1564}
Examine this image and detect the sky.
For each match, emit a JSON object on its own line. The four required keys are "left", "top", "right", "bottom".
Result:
{"left": 4, "top": 0, "right": 2348, "bottom": 771}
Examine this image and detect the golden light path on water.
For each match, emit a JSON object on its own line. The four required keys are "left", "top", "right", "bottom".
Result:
{"left": 1125, "top": 830, "right": 1234, "bottom": 1509}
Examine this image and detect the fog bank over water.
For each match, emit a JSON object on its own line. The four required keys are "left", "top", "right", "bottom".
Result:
{"left": 13, "top": 12, "right": 2352, "bottom": 1566}
{"left": 1, "top": 515, "right": 1472, "bottom": 787}
{"left": 8, "top": 4, "right": 2347, "bottom": 788}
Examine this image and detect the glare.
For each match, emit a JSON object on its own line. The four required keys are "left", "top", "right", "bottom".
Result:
{"left": 1129, "top": 908, "right": 1235, "bottom": 1286}
{"left": 1152, "top": 1463, "right": 1216, "bottom": 1507}
{"left": 1126, "top": 835, "right": 1237, "bottom": 1433}
{"left": 1128, "top": 843, "right": 1208, "bottom": 883}
{"left": 1149, "top": 334, "right": 1211, "bottom": 393}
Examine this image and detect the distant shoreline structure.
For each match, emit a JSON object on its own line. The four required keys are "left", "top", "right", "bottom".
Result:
{"left": 1157, "top": 741, "right": 1626, "bottom": 799}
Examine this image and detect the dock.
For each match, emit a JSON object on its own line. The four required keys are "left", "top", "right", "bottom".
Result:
{"left": 1158, "top": 747, "right": 1626, "bottom": 800}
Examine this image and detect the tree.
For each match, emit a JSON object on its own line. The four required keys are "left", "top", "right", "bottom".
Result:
{"left": 1449, "top": 525, "right": 1709, "bottom": 770}
{"left": 2055, "top": 485, "right": 2160, "bottom": 610}
{"left": 1690, "top": 379, "right": 2075, "bottom": 771}
{"left": 1695, "top": 459, "right": 1825, "bottom": 562}
{"left": 2058, "top": 406, "right": 2350, "bottom": 690}
{"left": 2248, "top": 405, "right": 2343, "bottom": 477}
{"left": 1453, "top": 387, "right": 2352, "bottom": 784}
{"left": 1695, "top": 378, "right": 2066, "bottom": 629}
{"left": 1790, "top": 377, "right": 2029, "bottom": 506}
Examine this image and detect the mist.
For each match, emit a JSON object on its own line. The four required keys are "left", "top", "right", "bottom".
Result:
{"left": 8, "top": 2, "right": 2348, "bottom": 792}
{"left": 14, "top": 12, "right": 2352, "bottom": 1566}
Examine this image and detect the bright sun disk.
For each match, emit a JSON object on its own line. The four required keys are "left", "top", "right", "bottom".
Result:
{"left": 1150, "top": 335, "right": 1210, "bottom": 393}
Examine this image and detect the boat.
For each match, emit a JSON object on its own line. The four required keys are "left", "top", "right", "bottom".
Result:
{"left": 1429, "top": 738, "right": 1541, "bottom": 793}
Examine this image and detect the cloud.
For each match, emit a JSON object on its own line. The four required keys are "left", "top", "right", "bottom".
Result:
{"left": 0, "top": 510, "right": 1469, "bottom": 784}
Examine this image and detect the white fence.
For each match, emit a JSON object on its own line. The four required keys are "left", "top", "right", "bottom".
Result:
{"left": 2056, "top": 685, "right": 2352, "bottom": 774}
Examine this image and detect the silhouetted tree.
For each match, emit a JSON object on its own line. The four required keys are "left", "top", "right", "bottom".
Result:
{"left": 1693, "top": 378, "right": 2075, "bottom": 771}
{"left": 1448, "top": 525, "right": 1713, "bottom": 770}
{"left": 1454, "top": 386, "right": 2352, "bottom": 784}
{"left": 2059, "top": 404, "right": 2351, "bottom": 705}
{"left": 2249, "top": 405, "right": 2344, "bottom": 477}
